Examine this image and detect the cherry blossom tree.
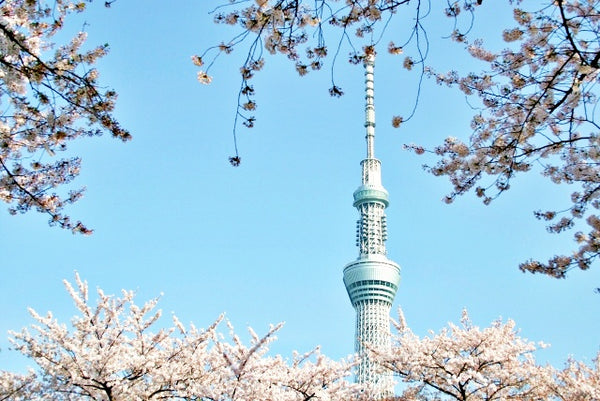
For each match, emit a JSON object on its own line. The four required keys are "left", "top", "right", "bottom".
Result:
{"left": 0, "top": 0, "right": 130, "bottom": 234}
{"left": 2, "top": 274, "right": 363, "bottom": 401}
{"left": 372, "top": 309, "right": 553, "bottom": 400}
{"left": 367, "top": 309, "right": 600, "bottom": 401}
{"left": 7, "top": 274, "right": 222, "bottom": 400}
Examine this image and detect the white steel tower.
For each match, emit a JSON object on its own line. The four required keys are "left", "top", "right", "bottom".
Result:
{"left": 343, "top": 51, "right": 400, "bottom": 397}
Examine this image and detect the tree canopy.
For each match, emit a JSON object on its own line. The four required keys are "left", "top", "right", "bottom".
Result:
{"left": 2, "top": 277, "right": 599, "bottom": 400}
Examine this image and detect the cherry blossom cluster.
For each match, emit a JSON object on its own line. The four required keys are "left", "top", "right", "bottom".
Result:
{"left": 0, "top": 0, "right": 130, "bottom": 233}
{"left": 407, "top": 0, "right": 600, "bottom": 277}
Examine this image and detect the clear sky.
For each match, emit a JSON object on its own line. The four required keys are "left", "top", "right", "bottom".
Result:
{"left": 1, "top": 1, "right": 599, "bottom": 374}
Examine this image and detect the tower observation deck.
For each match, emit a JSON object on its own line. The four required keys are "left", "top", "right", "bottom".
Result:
{"left": 342, "top": 51, "right": 400, "bottom": 397}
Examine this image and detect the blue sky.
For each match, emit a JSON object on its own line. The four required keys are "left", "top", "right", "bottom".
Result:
{"left": 1, "top": 1, "right": 599, "bottom": 374}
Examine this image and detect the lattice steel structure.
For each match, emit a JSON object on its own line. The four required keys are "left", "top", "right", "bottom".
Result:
{"left": 343, "top": 52, "right": 400, "bottom": 398}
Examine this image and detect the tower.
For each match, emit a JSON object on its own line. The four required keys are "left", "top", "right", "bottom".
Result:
{"left": 343, "top": 50, "right": 400, "bottom": 397}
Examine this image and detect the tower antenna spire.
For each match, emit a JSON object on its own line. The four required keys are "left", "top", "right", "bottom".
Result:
{"left": 364, "top": 47, "right": 376, "bottom": 160}
{"left": 343, "top": 47, "right": 401, "bottom": 398}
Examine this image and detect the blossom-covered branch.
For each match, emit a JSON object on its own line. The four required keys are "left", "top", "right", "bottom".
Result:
{"left": 197, "top": 0, "right": 428, "bottom": 165}
{"left": 0, "top": 0, "right": 130, "bottom": 234}
{"left": 410, "top": 0, "right": 600, "bottom": 278}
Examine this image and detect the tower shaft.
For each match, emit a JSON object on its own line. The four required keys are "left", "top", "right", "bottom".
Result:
{"left": 343, "top": 52, "right": 400, "bottom": 398}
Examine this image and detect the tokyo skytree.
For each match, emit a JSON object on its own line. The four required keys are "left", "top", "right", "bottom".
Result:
{"left": 342, "top": 50, "right": 401, "bottom": 397}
